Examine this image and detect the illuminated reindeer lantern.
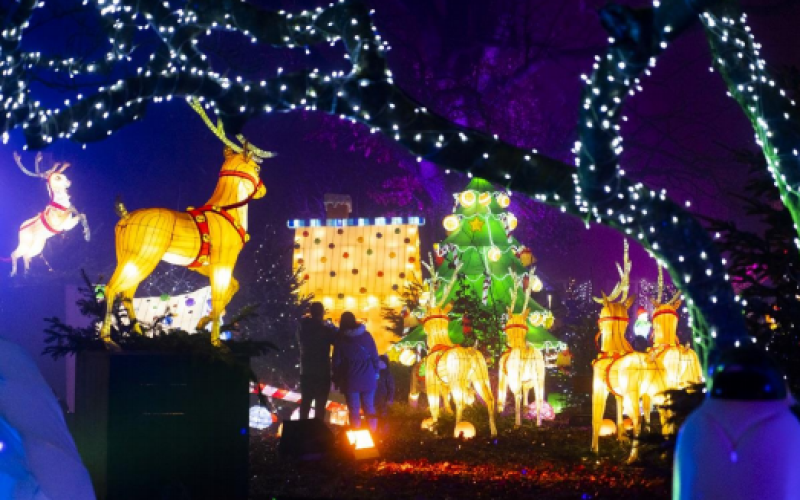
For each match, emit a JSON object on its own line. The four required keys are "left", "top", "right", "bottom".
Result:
{"left": 648, "top": 264, "right": 703, "bottom": 434}
{"left": 497, "top": 271, "right": 546, "bottom": 427}
{"left": 591, "top": 241, "right": 665, "bottom": 462}
{"left": 99, "top": 99, "right": 272, "bottom": 346}
{"left": 421, "top": 257, "right": 497, "bottom": 437}
{"left": 9, "top": 152, "right": 90, "bottom": 276}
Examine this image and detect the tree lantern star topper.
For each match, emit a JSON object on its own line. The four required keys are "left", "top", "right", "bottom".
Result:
{"left": 99, "top": 98, "right": 273, "bottom": 346}
{"left": 421, "top": 255, "right": 497, "bottom": 437}
{"left": 8, "top": 152, "right": 90, "bottom": 276}
{"left": 497, "top": 271, "right": 546, "bottom": 428}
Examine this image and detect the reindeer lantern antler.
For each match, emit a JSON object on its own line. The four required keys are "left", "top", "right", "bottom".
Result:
{"left": 654, "top": 261, "right": 682, "bottom": 306}
{"left": 189, "top": 98, "right": 275, "bottom": 162}
{"left": 14, "top": 152, "right": 71, "bottom": 179}
{"left": 593, "top": 239, "right": 631, "bottom": 304}
{"left": 508, "top": 269, "right": 536, "bottom": 315}
{"left": 423, "top": 253, "right": 462, "bottom": 309}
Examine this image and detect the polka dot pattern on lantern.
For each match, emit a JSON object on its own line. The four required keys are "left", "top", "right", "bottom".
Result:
{"left": 408, "top": 257, "right": 416, "bottom": 263}
{"left": 329, "top": 271, "right": 336, "bottom": 277}
{"left": 302, "top": 231, "right": 309, "bottom": 237}
{"left": 377, "top": 271, "right": 384, "bottom": 277}
{"left": 389, "top": 252, "right": 396, "bottom": 258}
{"left": 357, "top": 237, "right": 364, "bottom": 243}
{"left": 376, "top": 232, "right": 383, "bottom": 239}
{"left": 360, "top": 287, "right": 367, "bottom": 294}
{"left": 352, "top": 269, "right": 358, "bottom": 275}
{"left": 337, "top": 228, "right": 344, "bottom": 235}
{"left": 343, "top": 252, "right": 349, "bottom": 258}
{"left": 328, "top": 243, "right": 335, "bottom": 249}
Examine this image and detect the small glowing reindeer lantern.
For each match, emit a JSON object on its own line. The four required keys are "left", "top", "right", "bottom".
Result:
{"left": 9, "top": 152, "right": 90, "bottom": 276}
{"left": 99, "top": 99, "right": 273, "bottom": 346}
{"left": 648, "top": 264, "right": 703, "bottom": 434}
{"left": 421, "top": 257, "right": 497, "bottom": 437}
{"left": 591, "top": 240, "right": 665, "bottom": 463}
{"left": 497, "top": 271, "right": 546, "bottom": 427}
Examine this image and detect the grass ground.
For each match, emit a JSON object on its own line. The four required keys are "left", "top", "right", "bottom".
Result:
{"left": 249, "top": 405, "right": 672, "bottom": 499}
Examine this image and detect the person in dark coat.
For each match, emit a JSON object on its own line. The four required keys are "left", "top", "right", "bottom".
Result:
{"left": 332, "top": 311, "right": 380, "bottom": 429}
{"left": 374, "top": 355, "right": 395, "bottom": 416}
{"left": 296, "top": 302, "right": 337, "bottom": 420}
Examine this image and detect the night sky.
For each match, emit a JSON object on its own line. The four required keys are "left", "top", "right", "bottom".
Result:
{"left": 1, "top": 0, "right": 799, "bottom": 397}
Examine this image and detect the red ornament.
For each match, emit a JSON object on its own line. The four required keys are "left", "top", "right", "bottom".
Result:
{"left": 462, "top": 316, "right": 473, "bottom": 334}
{"left": 435, "top": 255, "right": 445, "bottom": 267}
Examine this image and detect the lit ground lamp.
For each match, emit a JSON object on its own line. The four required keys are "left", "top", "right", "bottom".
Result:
{"left": 454, "top": 421, "right": 476, "bottom": 439}
{"left": 346, "top": 429, "right": 380, "bottom": 460}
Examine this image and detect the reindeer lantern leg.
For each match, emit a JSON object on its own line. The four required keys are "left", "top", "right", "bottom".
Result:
{"left": 425, "top": 355, "right": 444, "bottom": 424}
{"left": 471, "top": 351, "right": 497, "bottom": 436}
{"left": 591, "top": 365, "right": 610, "bottom": 454}
{"left": 206, "top": 265, "right": 237, "bottom": 346}
{"left": 497, "top": 353, "right": 509, "bottom": 414}
{"left": 532, "top": 352, "right": 546, "bottom": 427}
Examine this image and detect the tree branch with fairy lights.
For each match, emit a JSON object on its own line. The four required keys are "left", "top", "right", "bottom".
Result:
{"left": 4, "top": 0, "right": 800, "bottom": 367}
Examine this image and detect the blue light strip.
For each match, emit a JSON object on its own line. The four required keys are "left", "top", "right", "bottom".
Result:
{"left": 287, "top": 216, "right": 426, "bottom": 229}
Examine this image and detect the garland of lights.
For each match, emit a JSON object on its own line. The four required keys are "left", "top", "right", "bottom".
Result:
{"left": 4, "top": 0, "right": 799, "bottom": 368}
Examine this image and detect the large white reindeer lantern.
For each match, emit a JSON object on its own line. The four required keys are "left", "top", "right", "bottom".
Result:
{"left": 9, "top": 152, "right": 90, "bottom": 276}
{"left": 591, "top": 241, "right": 666, "bottom": 462}
{"left": 421, "top": 256, "right": 497, "bottom": 437}
{"left": 497, "top": 271, "right": 546, "bottom": 427}
{"left": 99, "top": 99, "right": 273, "bottom": 346}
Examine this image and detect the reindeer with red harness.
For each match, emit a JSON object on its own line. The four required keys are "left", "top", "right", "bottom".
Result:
{"left": 497, "top": 271, "right": 546, "bottom": 427}
{"left": 98, "top": 99, "right": 272, "bottom": 347}
{"left": 421, "top": 257, "right": 497, "bottom": 437}
{"left": 9, "top": 152, "right": 90, "bottom": 276}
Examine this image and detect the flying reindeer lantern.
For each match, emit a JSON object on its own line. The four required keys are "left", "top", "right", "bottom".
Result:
{"left": 497, "top": 271, "right": 547, "bottom": 427}
{"left": 591, "top": 240, "right": 666, "bottom": 463}
{"left": 99, "top": 98, "right": 273, "bottom": 346}
{"left": 8, "top": 152, "right": 90, "bottom": 276}
{"left": 420, "top": 256, "right": 497, "bottom": 437}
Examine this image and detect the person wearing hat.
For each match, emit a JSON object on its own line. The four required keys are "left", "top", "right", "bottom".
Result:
{"left": 296, "top": 302, "right": 338, "bottom": 420}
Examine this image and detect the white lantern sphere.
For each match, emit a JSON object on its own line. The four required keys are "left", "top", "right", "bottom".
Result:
{"left": 496, "top": 193, "right": 510, "bottom": 208}
{"left": 454, "top": 421, "right": 476, "bottom": 439}
{"left": 488, "top": 246, "right": 502, "bottom": 262}
{"left": 459, "top": 191, "right": 476, "bottom": 207}
{"left": 249, "top": 405, "right": 274, "bottom": 430}
{"left": 443, "top": 215, "right": 459, "bottom": 232}
{"left": 399, "top": 349, "right": 417, "bottom": 367}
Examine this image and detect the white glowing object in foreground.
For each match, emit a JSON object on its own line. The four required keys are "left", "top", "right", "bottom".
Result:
{"left": 249, "top": 405, "right": 274, "bottom": 430}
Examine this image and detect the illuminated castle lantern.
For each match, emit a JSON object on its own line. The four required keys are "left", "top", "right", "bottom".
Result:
{"left": 289, "top": 194, "right": 424, "bottom": 353}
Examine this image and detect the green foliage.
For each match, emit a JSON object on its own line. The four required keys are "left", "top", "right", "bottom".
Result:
{"left": 382, "top": 272, "right": 425, "bottom": 339}
{"left": 448, "top": 277, "right": 507, "bottom": 366}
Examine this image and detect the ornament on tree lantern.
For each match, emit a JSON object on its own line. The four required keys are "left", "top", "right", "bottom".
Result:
{"left": 399, "top": 349, "right": 418, "bottom": 367}
{"left": 496, "top": 193, "right": 510, "bottom": 208}
{"left": 443, "top": 215, "right": 459, "bottom": 232}
{"left": 498, "top": 272, "right": 547, "bottom": 427}
{"left": 530, "top": 274, "right": 543, "bottom": 292}
{"left": 459, "top": 191, "right": 476, "bottom": 207}
{"left": 556, "top": 348, "right": 573, "bottom": 372}
{"left": 420, "top": 256, "right": 497, "bottom": 437}
{"left": 8, "top": 152, "right": 91, "bottom": 276}
{"left": 99, "top": 100, "right": 273, "bottom": 347}
{"left": 518, "top": 247, "right": 535, "bottom": 267}
{"left": 435, "top": 255, "right": 445, "bottom": 267}
{"left": 478, "top": 192, "right": 492, "bottom": 206}
{"left": 506, "top": 213, "right": 518, "bottom": 231}
{"left": 488, "top": 246, "right": 502, "bottom": 262}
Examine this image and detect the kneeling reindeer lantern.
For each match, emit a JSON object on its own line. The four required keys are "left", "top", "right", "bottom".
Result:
{"left": 421, "top": 256, "right": 497, "bottom": 437}
{"left": 497, "top": 271, "right": 546, "bottom": 427}
{"left": 99, "top": 99, "right": 273, "bottom": 346}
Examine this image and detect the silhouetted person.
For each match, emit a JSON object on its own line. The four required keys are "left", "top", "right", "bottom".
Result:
{"left": 332, "top": 312, "right": 380, "bottom": 429}
{"left": 374, "top": 354, "right": 395, "bottom": 416}
{"left": 296, "top": 302, "right": 337, "bottom": 420}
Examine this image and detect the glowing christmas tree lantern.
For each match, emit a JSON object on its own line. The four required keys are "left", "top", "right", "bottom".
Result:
{"left": 599, "top": 419, "right": 617, "bottom": 437}
{"left": 459, "top": 190, "right": 476, "bottom": 207}
{"left": 478, "top": 192, "right": 492, "bottom": 206}
{"left": 399, "top": 349, "right": 418, "bottom": 367}
{"left": 443, "top": 215, "right": 459, "bottom": 232}
{"left": 496, "top": 193, "right": 510, "bottom": 208}
{"left": 454, "top": 421, "right": 476, "bottom": 439}
{"left": 488, "top": 246, "right": 502, "bottom": 262}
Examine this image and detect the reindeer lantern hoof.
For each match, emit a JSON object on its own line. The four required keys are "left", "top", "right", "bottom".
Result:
{"left": 103, "top": 339, "right": 122, "bottom": 353}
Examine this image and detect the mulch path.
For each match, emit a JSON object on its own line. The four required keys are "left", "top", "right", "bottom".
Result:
{"left": 249, "top": 407, "right": 671, "bottom": 499}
